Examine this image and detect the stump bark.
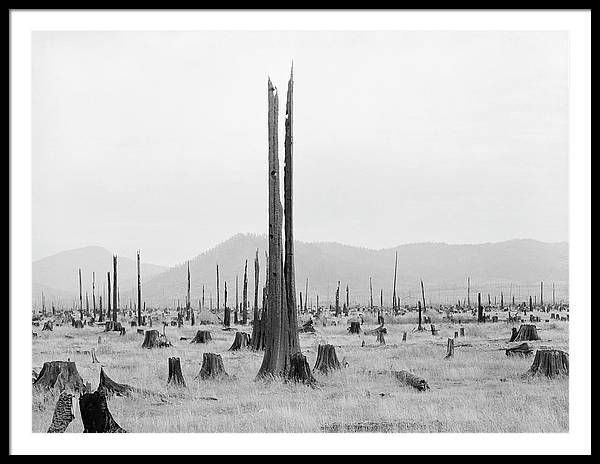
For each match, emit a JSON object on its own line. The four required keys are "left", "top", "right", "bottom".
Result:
{"left": 286, "top": 352, "right": 316, "bottom": 385}
{"left": 190, "top": 330, "right": 212, "bottom": 344}
{"left": 527, "top": 349, "right": 569, "bottom": 378}
{"left": 313, "top": 344, "right": 341, "bottom": 374}
{"left": 33, "top": 361, "right": 84, "bottom": 393}
{"left": 142, "top": 329, "right": 172, "bottom": 348}
{"left": 509, "top": 327, "right": 518, "bottom": 342}
{"left": 47, "top": 392, "right": 74, "bottom": 433}
{"left": 91, "top": 348, "right": 100, "bottom": 363}
{"left": 393, "top": 370, "right": 430, "bottom": 391}
{"left": 79, "top": 390, "right": 126, "bottom": 433}
{"left": 513, "top": 324, "right": 541, "bottom": 342}
{"left": 459, "top": 327, "right": 465, "bottom": 337}
{"left": 167, "top": 357, "right": 186, "bottom": 387}
{"left": 197, "top": 353, "right": 228, "bottom": 380}
{"left": 42, "top": 321, "right": 53, "bottom": 331}
{"left": 229, "top": 332, "right": 250, "bottom": 351}
{"left": 348, "top": 321, "right": 361, "bottom": 334}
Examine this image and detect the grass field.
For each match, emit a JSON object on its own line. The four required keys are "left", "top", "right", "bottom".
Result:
{"left": 32, "top": 310, "right": 569, "bottom": 433}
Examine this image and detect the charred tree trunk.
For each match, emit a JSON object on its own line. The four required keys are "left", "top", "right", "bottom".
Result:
{"left": 98, "top": 367, "right": 135, "bottom": 397}
{"left": 417, "top": 301, "right": 423, "bottom": 331}
{"left": 79, "top": 390, "right": 126, "bottom": 433}
{"left": 91, "top": 347, "right": 100, "bottom": 363}
{"left": 513, "top": 324, "right": 541, "bottom": 342}
{"left": 402, "top": 331, "right": 407, "bottom": 342}
{"left": 445, "top": 338, "right": 454, "bottom": 358}
{"left": 112, "top": 255, "right": 118, "bottom": 322}
{"left": 370, "top": 277, "right": 374, "bottom": 312}
{"left": 197, "top": 353, "right": 228, "bottom": 380}
{"left": 527, "top": 349, "right": 568, "bottom": 378}
{"left": 393, "top": 251, "right": 398, "bottom": 313}
{"left": 78, "top": 268, "right": 83, "bottom": 320}
{"left": 167, "top": 357, "right": 186, "bottom": 387}
{"left": 287, "top": 352, "right": 315, "bottom": 385}
{"left": 229, "top": 332, "right": 250, "bottom": 351}
{"left": 348, "top": 321, "right": 361, "bottom": 334}
{"left": 376, "top": 330, "right": 386, "bottom": 345}
{"left": 106, "top": 272, "right": 111, "bottom": 322}
{"left": 250, "top": 250, "right": 265, "bottom": 351}
{"left": 420, "top": 279, "right": 427, "bottom": 314}
{"left": 505, "top": 342, "right": 533, "bottom": 357}
{"left": 92, "top": 272, "right": 96, "bottom": 320}
{"left": 477, "top": 292, "right": 484, "bottom": 323}
{"left": 142, "top": 329, "right": 172, "bottom": 348}
{"left": 137, "top": 250, "right": 142, "bottom": 326}
{"left": 216, "top": 264, "right": 220, "bottom": 314}
{"left": 47, "top": 392, "right": 75, "bottom": 433}
{"left": 242, "top": 260, "right": 248, "bottom": 324}
{"left": 335, "top": 281, "right": 340, "bottom": 317}
{"left": 186, "top": 262, "right": 191, "bottom": 321}
{"left": 393, "top": 370, "right": 430, "bottom": 391}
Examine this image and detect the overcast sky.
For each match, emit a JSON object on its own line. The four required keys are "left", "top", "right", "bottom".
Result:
{"left": 32, "top": 31, "right": 568, "bottom": 266}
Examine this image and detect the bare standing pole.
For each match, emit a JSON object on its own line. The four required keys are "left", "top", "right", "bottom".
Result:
{"left": 137, "top": 250, "right": 142, "bottom": 326}
{"left": 392, "top": 251, "right": 398, "bottom": 313}
{"left": 370, "top": 277, "right": 374, "bottom": 312}
{"left": 112, "top": 255, "right": 118, "bottom": 322}
{"left": 78, "top": 268, "right": 83, "bottom": 320}
{"left": 92, "top": 272, "right": 96, "bottom": 319}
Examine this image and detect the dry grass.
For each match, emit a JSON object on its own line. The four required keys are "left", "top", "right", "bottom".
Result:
{"left": 32, "top": 313, "right": 568, "bottom": 433}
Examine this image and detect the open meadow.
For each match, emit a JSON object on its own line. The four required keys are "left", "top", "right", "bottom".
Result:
{"left": 32, "top": 310, "right": 569, "bottom": 433}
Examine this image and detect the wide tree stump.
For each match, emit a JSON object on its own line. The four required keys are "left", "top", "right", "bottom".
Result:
{"left": 445, "top": 338, "right": 455, "bottom": 358}
{"left": 527, "top": 349, "right": 569, "bottom": 378}
{"left": 348, "top": 321, "right": 361, "bottom": 334}
{"left": 509, "top": 327, "right": 518, "bottom": 342}
{"left": 33, "top": 361, "right": 84, "bottom": 393}
{"left": 142, "top": 329, "right": 172, "bottom": 348}
{"left": 505, "top": 342, "right": 534, "bottom": 357}
{"left": 298, "top": 319, "right": 316, "bottom": 333}
{"left": 73, "top": 320, "right": 84, "bottom": 329}
{"left": 167, "top": 357, "right": 186, "bottom": 387}
{"left": 98, "top": 367, "right": 135, "bottom": 397}
{"left": 513, "top": 324, "right": 541, "bottom": 342}
{"left": 197, "top": 353, "right": 228, "bottom": 380}
{"left": 313, "top": 344, "right": 342, "bottom": 374}
{"left": 42, "top": 321, "right": 53, "bottom": 331}
{"left": 287, "top": 352, "right": 316, "bottom": 385}
{"left": 190, "top": 330, "right": 212, "bottom": 344}
{"left": 229, "top": 332, "right": 250, "bottom": 351}
{"left": 393, "top": 370, "right": 430, "bottom": 391}
{"left": 79, "top": 390, "right": 126, "bottom": 433}
{"left": 47, "top": 392, "right": 75, "bottom": 433}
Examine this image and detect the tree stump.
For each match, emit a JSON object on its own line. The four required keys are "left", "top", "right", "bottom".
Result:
{"left": 393, "top": 370, "right": 430, "bottom": 391}
{"left": 98, "top": 367, "right": 135, "bottom": 397}
{"left": 509, "top": 327, "right": 518, "bottom": 342}
{"left": 492, "top": 316, "right": 499, "bottom": 323}
{"left": 190, "top": 330, "right": 212, "bottom": 344}
{"left": 527, "top": 349, "right": 569, "bottom": 378}
{"left": 91, "top": 348, "right": 100, "bottom": 364}
{"left": 445, "top": 338, "right": 454, "bottom": 358}
{"left": 32, "top": 369, "right": 38, "bottom": 384}
{"left": 47, "top": 392, "right": 74, "bottom": 433}
{"left": 513, "top": 324, "right": 541, "bottom": 342}
{"left": 167, "top": 357, "right": 186, "bottom": 387}
{"left": 119, "top": 327, "right": 126, "bottom": 336}
{"left": 130, "top": 321, "right": 137, "bottom": 327}
{"left": 505, "top": 342, "right": 533, "bottom": 357}
{"left": 197, "top": 353, "right": 227, "bottom": 380}
{"left": 42, "top": 321, "right": 53, "bottom": 331}
{"left": 142, "top": 329, "right": 172, "bottom": 348}
{"left": 313, "top": 344, "right": 342, "bottom": 374}
{"left": 402, "top": 332, "right": 407, "bottom": 342}
{"left": 73, "top": 320, "right": 83, "bottom": 329}
{"left": 459, "top": 327, "right": 465, "bottom": 337}
{"left": 287, "top": 352, "right": 316, "bottom": 385}
{"left": 376, "top": 331, "right": 386, "bottom": 345}
{"left": 33, "top": 361, "right": 84, "bottom": 393}
{"left": 298, "top": 319, "right": 316, "bottom": 333}
{"left": 348, "top": 321, "right": 361, "bottom": 334}
{"left": 136, "top": 328, "right": 144, "bottom": 335}
{"left": 430, "top": 324, "right": 439, "bottom": 335}
{"left": 79, "top": 390, "right": 126, "bottom": 433}
{"left": 454, "top": 331, "right": 459, "bottom": 338}
{"left": 228, "top": 332, "right": 250, "bottom": 351}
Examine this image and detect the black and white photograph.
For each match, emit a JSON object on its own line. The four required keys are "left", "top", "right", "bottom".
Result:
{"left": 9, "top": 9, "right": 590, "bottom": 455}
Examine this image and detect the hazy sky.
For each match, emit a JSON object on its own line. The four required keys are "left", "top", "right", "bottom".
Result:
{"left": 32, "top": 31, "right": 568, "bottom": 265}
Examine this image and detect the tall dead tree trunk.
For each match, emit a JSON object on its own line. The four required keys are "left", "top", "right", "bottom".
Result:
{"left": 251, "top": 250, "right": 264, "bottom": 350}
{"left": 78, "top": 268, "right": 83, "bottom": 320}
{"left": 242, "top": 259, "right": 248, "bottom": 324}
{"left": 257, "top": 70, "right": 308, "bottom": 382}
{"left": 235, "top": 274, "right": 239, "bottom": 324}
{"left": 99, "top": 295, "right": 103, "bottom": 322}
{"left": 112, "top": 255, "right": 118, "bottom": 322}
{"left": 186, "top": 261, "right": 191, "bottom": 322}
{"left": 477, "top": 292, "right": 484, "bottom": 322}
{"left": 370, "top": 277, "right": 374, "bottom": 313}
{"left": 418, "top": 301, "right": 423, "bottom": 331}
{"left": 305, "top": 278, "right": 309, "bottom": 312}
{"left": 346, "top": 284, "right": 349, "bottom": 313}
{"left": 223, "top": 281, "right": 230, "bottom": 327}
{"left": 106, "top": 272, "right": 111, "bottom": 322}
{"left": 216, "top": 264, "right": 220, "bottom": 314}
{"left": 92, "top": 272, "right": 96, "bottom": 319}
{"left": 420, "top": 279, "right": 427, "bottom": 314}
{"left": 335, "top": 281, "right": 341, "bottom": 317}
{"left": 540, "top": 281, "right": 544, "bottom": 307}
{"left": 137, "top": 250, "right": 142, "bottom": 326}
{"left": 392, "top": 251, "right": 398, "bottom": 313}
{"left": 467, "top": 277, "right": 471, "bottom": 308}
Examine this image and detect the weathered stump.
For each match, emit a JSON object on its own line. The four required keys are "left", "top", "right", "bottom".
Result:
{"left": 197, "top": 353, "right": 227, "bottom": 380}
{"left": 287, "top": 352, "right": 316, "bottom": 385}
{"left": 445, "top": 338, "right": 454, "bottom": 358}
{"left": 32, "top": 369, "right": 38, "bottom": 384}
{"left": 73, "top": 319, "right": 83, "bottom": 329}
{"left": 228, "top": 332, "right": 250, "bottom": 351}
{"left": 42, "top": 321, "right": 53, "bottom": 331}
{"left": 402, "top": 332, "right": 407, "bottom": 342}
{"left": 459, "top": 327, "right": 465, "bottom": 337}
{"left": 527, "top": 349, "right": 569, "bottom": 378}
{"left": 142, "top": 329, "right": 172, "bottom": 348}
{"left": 313, "top": 344, "right": 342, "bottom": 374}
{"left": 513, "top": 324, "right": 541, "bottom": 342}
{"left": 393, "top": 370, "right": 430, "bottom": 391}
{"left": 509, "top": 327, "right": 518, "bottom": 342}
{"left": 190, "top": 330, "right": 212, "bottom": 344}
{"left": 91, "top": 348, "right": 100, "bottom": 364}
{"left": 98, "top": 367, "right": 135, "bottom": 397}
{"left": 47, "top": 392, "right": 74, "bottom": 433}
{"left": 454, "top": 331, "right": 459, "bottom": 338}
{"left": 136, "top": 328, "right": 144, "bottom": 335}
{"left": 505, "top": 342, "right": 533, "bottom": 357}
{"left": 79, "top": 390, "right": 126, "bottom": 433}
{"left": 376, "top": 331, "right": 386, "bottom": 345}
{"left": 430, "top": 324, "right": 439, "bottom": 335}
{"left": 33, "top": 361, "right": 84, "bottom": 393}
{"left": 492, "top": 316, "right": 499, "bottom": 323}
{"left": 167, "top": 357, "right": 186, "bottom": 387}
{"left": 130, "top": 320, "right": 137, "bottom": 327}
{"left": 298, "top": 319, "right": 316, "bottom": 333}
{"left": 348, "top": 321, "right": 361, "bottom": 334}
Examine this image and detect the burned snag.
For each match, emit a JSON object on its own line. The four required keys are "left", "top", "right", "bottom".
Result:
{"left": 79, "top": 390, "right": 126, "bottom": 433}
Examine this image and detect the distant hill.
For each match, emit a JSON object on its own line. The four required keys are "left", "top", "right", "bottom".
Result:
{"left": 115, "top": 234, "right": 568, "bottom": 308}
{"left": 32, "top": 246, "right": 167, "bottom": 305}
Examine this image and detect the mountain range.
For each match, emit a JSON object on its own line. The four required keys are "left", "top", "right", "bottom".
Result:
{"left": 32, "top": 234, "right": 569, "bottom": 308}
